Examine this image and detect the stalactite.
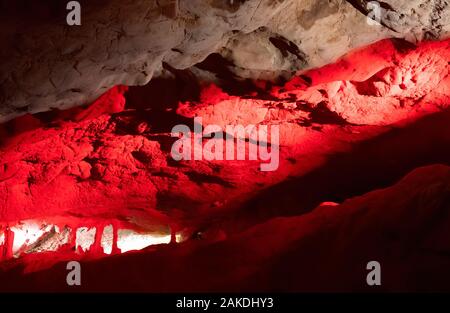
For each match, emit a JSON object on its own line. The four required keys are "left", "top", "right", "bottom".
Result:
{"left": 92, "top": 225, "right": 105, "bottom": 255}
{"left": 111, "top": 224, "right": 121, "bottom": 255}
{"left": 170, "top": 224, "right": 178, "bottom": 244}
{"left": 0, "top": 227, "right": 4, "bottom": 261}
{"left": 3, "top": 227, "right": 15, "bottom": 259}
{"left": 67, "top": 225, "right": 77, "bottom": 252}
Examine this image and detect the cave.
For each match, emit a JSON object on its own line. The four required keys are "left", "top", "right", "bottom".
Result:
{"left": 1, "top": 0, "right": 450, "bottom": 298}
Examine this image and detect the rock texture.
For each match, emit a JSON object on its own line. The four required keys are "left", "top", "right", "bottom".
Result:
{"left": 1, "top": 0, "right": 450, "bottom": 122}
{"left": 2, "top": 164, "right": 450, "bottom": 292}
{"left": 1, "top": 2, "right": 450, "bottom": 291}
{"left": 0, "top": 38, "right": 449, "bottom": 259}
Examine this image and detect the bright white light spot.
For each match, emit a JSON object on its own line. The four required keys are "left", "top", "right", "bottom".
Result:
{"left": 11, "top": 221, "right": 52, "bottom": 255}
{"left": 101, "top": 225, "right": 113, "bottom": 255}
{"left": 27, "top": 226, "right": 69, "bottom": 253}
{"left": 75, "top": 227, "right": 96, "bottom": 252}
{"left": 2, "top": 221, "right": 182, "bottom": 258}
{"left": 117, "top": 229, "right": 171, "bottom": 253}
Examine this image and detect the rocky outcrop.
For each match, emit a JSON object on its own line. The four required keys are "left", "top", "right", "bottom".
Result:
{"left": 2, "top": 164, "right": 450, "bottom": 292}
{"left": 0, "top": 38, "right": 449, "bottom": 241}
{"left": 1, "top": 2, "right": 450, "bottom": 290}
{"left": 1, "top": 0, "right": 450, "bottom": 122}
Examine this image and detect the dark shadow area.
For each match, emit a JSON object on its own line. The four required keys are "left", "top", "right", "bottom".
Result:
{"left": 220, "top": 109, "right": 450, "bottom": 232}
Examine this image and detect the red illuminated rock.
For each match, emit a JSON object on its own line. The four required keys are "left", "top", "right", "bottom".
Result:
{"left": 0, "top": 38, "right": 449, "bottom": 228}
{"left": 0, "top": 38, "right": 450, "bottom": 286}
{"left": 0, "top": 0, "right": 450, "bottom": 293}
{"left": 2, "top": 164, "right": 450, "bottom": 292}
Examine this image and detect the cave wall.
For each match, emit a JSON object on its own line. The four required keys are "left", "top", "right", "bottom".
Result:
{"left": 1, "top": 0, "right": 450, "bottom": 122}
{"left": 1, "top": 0, "right": 450, "bottom": 292}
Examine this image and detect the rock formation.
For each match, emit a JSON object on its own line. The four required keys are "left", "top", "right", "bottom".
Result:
{"left": 1, "top": 0, "right": 449, "bottom": 121}
{"left": 1, "top": 1, "right": 450, "bottom": 292}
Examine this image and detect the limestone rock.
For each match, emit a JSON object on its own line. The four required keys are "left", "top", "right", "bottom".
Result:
{"left": 1, "top": 0, "right": 449, "bottom": 122}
